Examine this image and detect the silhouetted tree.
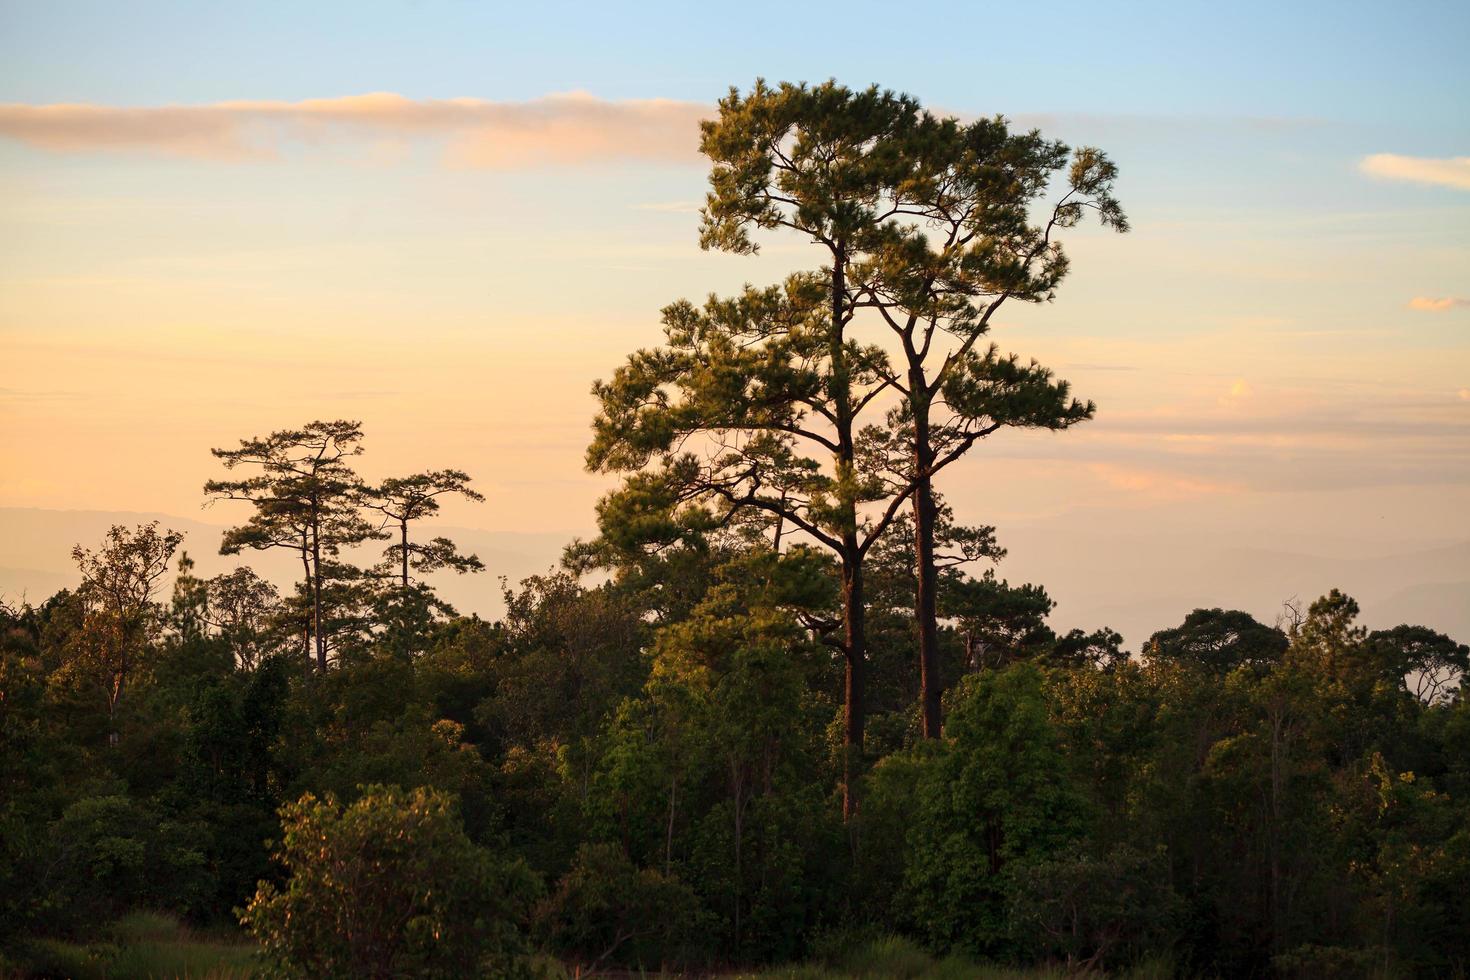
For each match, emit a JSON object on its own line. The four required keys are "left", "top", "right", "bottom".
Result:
{"left": 65, "top": 522, "right": 182, "bottom": 742}
{"left": 850, "top": 114, "right": 1124, "bottom": 737}
{"left": 947, "top": 571, "right": 1055, "bottom": 670}
{"left": 1146, "top": 608, "right": 1287, "bottom": 674}
{"left": 697, "top": 78, "right": 1125, "bottom": 746}
{"left": 202, "top": 566, "right": 282, "bottom": 670}
{"left": 205, "top": 420, "right": 381, "bottom": 671}
{"left": 1365, "top": 624, "right": 1468, "bottom": 704}
{"left": 587, "top": 274, "right": 908, "bottom": 815}
{"left": 367, "top": 470, "right": 485, "bottom": 590}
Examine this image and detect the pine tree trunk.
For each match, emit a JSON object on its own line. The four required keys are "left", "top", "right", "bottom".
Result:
{"left": 914, "top": 481, "right": 941, "bottom": 738}
{"left": 107, "top": 673, "right": 121, "bottom": 746}
{"left": 399, "top": 520, "right": 409, "bottom": 589}
{"left": 311, "top": 502, "right": 325, "bottom": 672}
{"left": 299, "top": 534, "right": 313, "bottom": 663}
{"left": 841, "top": 554, "right": 866, "bottom": 819}
{"left": 911, "top": 389, "right": 942, "bottom": 738}
{"left": 665, "top": 770, "right": 677, "bottom": 875}
{"left": 830, "top": 244, "right": 867, "bottom": 819}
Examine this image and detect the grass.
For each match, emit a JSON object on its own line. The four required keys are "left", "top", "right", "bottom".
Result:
{"left": 733, "top": 934, "right": 1176, "bottom": 979}
{"left": 5, "top": 912, "right": 258, "bottom": 980}
{"left": 4, "top": 921, "right": 1180, "bottom": 979}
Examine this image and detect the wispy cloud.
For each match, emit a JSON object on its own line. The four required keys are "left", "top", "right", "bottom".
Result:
{"left": 630, "top": 201, "right": 702, "bottom": 213}
{"left": 0, "top": 387, "right": 86, "bottom": 403}
{"left": 1219, "top": 378, "right": 1253, "bottom": 404}
{"left": 1408, "top": 296, "right": 1470, "bottom": 312}
{"left": 0, "top": 95, "right": 1333, "bottom": 172}
{"left": 0, "top": 92, "right": 710, "bottom": 168}
{"left": 1066, "top": 362, "right": 1138, "bottom": 372}
{"left": 1086, "top": 462, "right": 1242, "bottom": 499}
{"left": 1359, "top": 153, "right": 1470, "bottom": 191}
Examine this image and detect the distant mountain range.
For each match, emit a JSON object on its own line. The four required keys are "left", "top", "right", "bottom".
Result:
{"left": 3, "top": 506, "right": 1466, "bottom": 648}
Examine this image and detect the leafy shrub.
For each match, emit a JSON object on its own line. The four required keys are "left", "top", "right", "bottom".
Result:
{"left": 1009, "top": 844, "right": 1180, "bottom": 969}
{"left": 240, "top": 784, "right": 539, "bottom": 979}
{"left": 535, "top": 841, "right": 709, "bottom": 972}
{"left": 45, "top": 795, "right": 210, "bottom": 930}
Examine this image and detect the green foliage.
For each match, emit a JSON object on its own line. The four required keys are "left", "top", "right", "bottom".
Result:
{"left": 1367, "top": 623, "right": 1468, "bottom": 704}
{"left": 945, "top": 571, "right": 1054, "bottom": 667}
{"left": 535, "top": 841, "right": 708, "bottom": 971}
{"left": 58, "top": 522, "right": 182, "bottom": 740}
{"left": 901, "top": 665, "right": 1089, "bottom": 955}
{"left": 46, "top": 794, "right": 211, "bottom": 930}
{"left": 1010, "top": 844, "right": 1180, "bottom": 969}
{"left": 240, "top": 785, "right": 539, "bottom": 979}
{"left": 5, "top": 528, "right": 1470, "bottom": 978}
{"left": 583, "top": 547, "right": 847, "bottom": 963}
{"left": 205, "top": 421, "right": 485, "bottom": 670}
{"left": 1146, "top": 607, "right": 1287, "bottom": 673}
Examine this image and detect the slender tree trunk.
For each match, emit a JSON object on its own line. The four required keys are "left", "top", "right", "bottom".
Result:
{"left": 830, "top": 244, "right": 868, "bottom": 819}
{"left": 841, "top": 553, "right": 866, "bottom": 819}
{"left": 772, "top": 492, "right": 786, "bottom": 550}
{"left": 1269, "top": 706, "right": 1284, "bottom": 952}
{"left": 299, "top": 533, "right": 313, "bottom": 663}
{"left": 665, "top": 770, "right": 677, "bottom": 876}
{"left": 311, "top": 503, "right": 325, "bottom": 672}
{"left": 107, "top": 676, "right": 120, "bottom": 746}
{"left": 731, "top": 759, "right": 744, "bottom": 951}
{"left": 910, "top": 381, "right": 942, "bottom": 738}
{"left": 399, "top": 519, "right": 409, "bottom": 589}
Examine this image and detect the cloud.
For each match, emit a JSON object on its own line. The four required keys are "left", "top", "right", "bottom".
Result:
{"left": 1217, "top": 378, "right": 1253, "bottom": 406}
{"left": 0, "top": 92, "right": 711, "bottom": 168}
{"left": 1066, "top": 362, "right": 1138, "bottom": 372}
{"left": 1359, "top": 153, "right": 1470, "bottom": 191}
{"left": 1086, "top": 463, "right": 1242, "bottom": 499}
{"left": 1408, "top": 296, "right": 1470, "bottom": 312}
{"left": 630, "top": 201, "right": 702, "bottom": 213}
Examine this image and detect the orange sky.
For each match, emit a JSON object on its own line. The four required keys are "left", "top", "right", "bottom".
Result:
{"left": 3, "top": 0, "right": 1469, "bottom": 644}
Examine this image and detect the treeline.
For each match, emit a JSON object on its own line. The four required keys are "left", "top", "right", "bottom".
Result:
{"left": 2, "top": 503, "right": 1467, "bottom": 976}
{"left": 3, "top": 79, "right": 1469, "bottom": 978}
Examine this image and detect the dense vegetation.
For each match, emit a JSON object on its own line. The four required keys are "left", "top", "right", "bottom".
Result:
{"left": 4, "top": 507, "right": 1467, "bottom": 978}
{"left": 3, "top": 80, "right": 1467, "bottom": 978}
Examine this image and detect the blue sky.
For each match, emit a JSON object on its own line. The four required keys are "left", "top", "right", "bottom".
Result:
{"left": 3, "top": 0, "right": 1468, "bottom": 131}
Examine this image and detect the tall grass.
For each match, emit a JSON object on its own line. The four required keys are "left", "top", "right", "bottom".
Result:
{"left": 5, "top": 912, "right": 257, "bottom": 980}
{"left": 737, "top": 934, "right": 1066, "bottom": 980}
{"left": 4, "top": 920, "right": 1182, "bottom": 978}
{"left": 735, "top": 934, "right": 1180, "bottom": 979}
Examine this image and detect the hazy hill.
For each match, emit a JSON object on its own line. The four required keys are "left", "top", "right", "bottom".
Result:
{"left": 0, "top": 507, "right": 568, "bottom": 622}
{"left": 3, "top": 506, "right": 1465, "bottom": 647}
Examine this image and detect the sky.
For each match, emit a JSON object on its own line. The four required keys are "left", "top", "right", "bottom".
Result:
{"left": 1, "top": 1, "right": 1467, "bottom": 639}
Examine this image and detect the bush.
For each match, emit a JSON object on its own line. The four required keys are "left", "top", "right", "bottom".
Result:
{"left": 1272, "top": 943, "right": 1386, "bottom": 979}
{"left": 1009, "top": 844, "right": 1180, "bottom": 969}
{"left": 240, "top": 785, "right": 539, "bottom": 979}
{"left": 535, "top": 841, "right": 709, "bottom": 972}
{"left": 44, "top": 795, "right": 210, "bottom": 930}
